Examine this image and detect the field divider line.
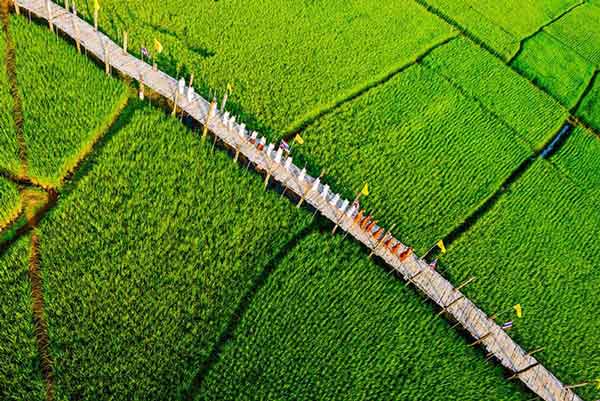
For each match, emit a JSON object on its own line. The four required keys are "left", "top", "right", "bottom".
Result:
{"left": 281, "top": 32, "right": 459, "bottom": 141}
{"left": 13, "top": 1, "right": 585, "bottom": 401}
{"left": 508, "top": 0, "right": 586, "bottom": 64}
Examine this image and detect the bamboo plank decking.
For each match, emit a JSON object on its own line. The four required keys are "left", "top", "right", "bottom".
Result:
{"left": 15, "top": 1, "right": 584, "bottom": 400}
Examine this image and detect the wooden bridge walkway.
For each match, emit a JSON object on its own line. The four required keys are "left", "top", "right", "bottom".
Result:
{"left": 14, "top": 1, "right": 584, "bottom": 400}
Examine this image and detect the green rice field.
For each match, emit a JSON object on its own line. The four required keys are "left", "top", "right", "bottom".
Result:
{"left": 1, "top": 1, "right": 600, "bottom": 401}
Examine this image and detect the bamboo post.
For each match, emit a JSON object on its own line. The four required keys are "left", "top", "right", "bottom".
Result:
{"left": 508, "top": 363, "right": 540, "bottom": 380}
{"left": 122, "top": 31, "right": 128, "bottom": 55}
{"left": 46, "top": 0, "right": 54, "bottom": 33}
{"left": 203, "top": 99, "right": 216, "bottom": 140}
{"left": 221, "top": 90, "right": 228, "bottom": 113}
{"left": 103, "top": 41, "right": 110, "bottom": 75}
{"left": 172, "top": 88, "right": 179, "bottom": 117}
{"left": 138, "top": 74, "right": 145, "bottom": 100}
{"left": 468, "top": 332, "right": 491, "bottom": 347}
{"left": 94, "top": 7, "right": 98, "bottom": 31}
{"left": 64, "top": 0, "right": 69, "bottom": 12}
{"left": 72, "top": 3, "right": 81, "bottom": 53}
{"left": 188, "top": 73, "right": 194, "bottom": 91}
{"left": 234, "top": 144, "right": 240, "bottom": 163}
{"left": 14, "top": 0, "right": 20, "bottom": 16}
{"left": 437, "top": 295, "right": 465, "bottom": 316}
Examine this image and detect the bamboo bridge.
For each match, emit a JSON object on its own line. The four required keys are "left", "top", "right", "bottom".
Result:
{"left": 12, "top": 1, "right": 585, "bottom": 400}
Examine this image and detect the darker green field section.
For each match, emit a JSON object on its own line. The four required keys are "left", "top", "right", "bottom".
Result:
{"left": 37, "top": 104, "right": 312, "bottom": 401}
{"left": 196, "top": 232, "right": 528, "bottom": 401}
{"left": 442, "top": 131, "right": 600, "bottom": 401}
{"left": 0, "top": 235, "right": 46, "bottom": 401}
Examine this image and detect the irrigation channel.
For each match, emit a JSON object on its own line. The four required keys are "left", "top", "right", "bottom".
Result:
{"left": 12, "top": 1, "right": 585, "bottom": 400}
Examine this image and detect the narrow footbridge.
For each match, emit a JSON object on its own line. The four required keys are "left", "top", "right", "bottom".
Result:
{"left": 14, "top": 1, "right": 584, "bottom": 400}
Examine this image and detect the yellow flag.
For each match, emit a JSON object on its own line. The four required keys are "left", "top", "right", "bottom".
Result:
{"left": 154, "top": 38, "right": 163, "bottom": 54}
{"left": 514, "top": 304, "right": 523, "bottom": 318}
{"left": 594, "top": 378, "right": 600, "bottom": 390}
{"left": 437, "top": 239, "right": 446, "bottom": 254}
{"left": 361, "top": 183, "right": 369, "bottom": 196}
{"left": 94, "top": 0, "right": 100, "bottom": 12}
{"left": 294, "top": 134, "right": 304, "bottom": 145}
{"left": 227, "top": 82, "right": 234, "bottom": 93}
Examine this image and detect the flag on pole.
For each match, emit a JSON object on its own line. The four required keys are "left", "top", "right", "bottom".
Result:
{"left": 226, "top": 82, "right": 234, "bottom": 93}
{"left": 293, "top": 134, "right": 304, "bottom": 145}
{"left": 437, "top": 239, "right": 446, "bottom": 254}
{"left": 514, "top": 304, "right": 523, "bottom": 318}
{"left": 154, "top": 38, "right": 163, "bottom": 54}
{"left": 361, "top": 183, "right": 369, "bottom": 196}
{"left": 94, "top": 0, "right": 100, "bottom": 12}
{"left": 279, "top": 140, "right": 290, "bottom": 153}
{"left": 501, "top": 321, "right": 513, "bottom": 330}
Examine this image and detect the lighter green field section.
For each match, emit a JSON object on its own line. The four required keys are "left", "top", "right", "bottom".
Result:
{"left": 422, "top": 37, "right": 567, "bottom": 149}
{"left": 71, "top": 0, "right": 454, "bottom": 137}
{"left": 576, "top": 75, "right": 600, "bottom": 130}
{"left": 198, "top": 233, "right": 528, "bottom": 401}
{"left": 0, "top": 178, "right": 20, "bottom": 229}
{"left": 0, "top": 236, "right": 46, "bottom": 401}
{"left": 511, "top": 31, "right": 595, "bottom": 109}
{"left": 37, "top": 104, "right": 311, "bottom": 401}
{"left": 546, "top": 3, "right": 600, "bottom": 67}
{"left": 443, "top": 159, "right": 600, "bottom": 401}
{"left": 552, "top": 126, "right": 600, "bottom": 200}
{"left": 418, "top": 0, "right": 579, "bottom": 59}
{"left": 0, "top": 16, "right": 127, "bottom": 187}
{"left": 294, "top": 38, "right": 565, "bottom": 254}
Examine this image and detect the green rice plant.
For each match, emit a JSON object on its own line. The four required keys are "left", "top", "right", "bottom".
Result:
{"left": 442, "top": 158, "right": 600, "bottom": 401}
{"left": 0, "top": 178, "right": 20, "bottom": 229}
{"left": 416, "top": 0, "right": 579, "bottom": 59}
{"left": 421, "top": 37, "right": 568, "bottom": 149}
{"left": 0, "top": 16, "right": 128, "bottom": 187}
{"left": 70, "top": 0, "right": 455, "bottom": 137}
{"left": 0, "top": 235, "right": 46, "bottom": 401}
{"left": 293, "top": 39, "right": 565, "bottom": 254}
{"left": 511, "top": 32, "right": 596, "bottom": 109}
{"left": 37, "top": 103, "right": 312, "bottom": 401}
{"left": 198, "top": 232, "right": 528, "bottom": 401}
